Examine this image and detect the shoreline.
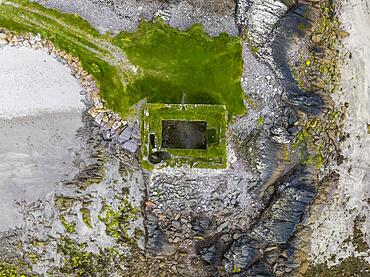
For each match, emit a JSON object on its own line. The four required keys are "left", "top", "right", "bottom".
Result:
{"left": 308, "top": 0, "right": 370, "bottom": 265}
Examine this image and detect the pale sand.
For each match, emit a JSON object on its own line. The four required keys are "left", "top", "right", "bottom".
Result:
{"left": 309, "top": 0, "right": 370, "bottom": 264}
{"left": 0, "top": 46, "right": 84, "bottom": 231}
{"left": 0, "top": 45, "right": 84, "bottom": 119}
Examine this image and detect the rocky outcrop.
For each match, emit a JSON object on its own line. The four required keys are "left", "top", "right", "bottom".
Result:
{"left": 224, "top": 166, "right": 315, "bottom": 275}
{"left": 236, "top": 0, "right": 297, "bottom": 46}
{"left": 237, "top": 1, "right": 324, "bottom": 114}
{"left": 272, "top": 3, "right": 324, "bottom": 114}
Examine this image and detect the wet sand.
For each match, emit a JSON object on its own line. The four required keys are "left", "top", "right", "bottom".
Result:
{"left": 0, "top": 46, "right": 84, "bottom": 231}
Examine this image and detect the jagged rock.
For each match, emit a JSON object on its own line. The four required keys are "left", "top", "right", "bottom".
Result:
{"left": 112, "top": 120, "right": 122, "bottom": 130}
{"left": 224, "top": 236, "right": 261, "bottom": 272}
{"left": 336, "top": 29, "right": 350, "bottom": 38}
{"left": 191, "top": 216, "right": 211, "bottom": 235}
{"left": 147, "top": 229, "right": 165, "bottom": 252}
{"left": 243, "top": 262, "right": 275, "bottom": 277}
{"left": 131, "top": 122, "right": 140, "bottom": 140}
{"left": 237, "top": 0, "right": 293, "bottom": 46}
{"left": 270, "top": 126, "right": 290, "bottom": 143}
{"left": 311, "top": 33, "right": 323, "bottom": 43}
{"left": 123, "top": 139, "right": 138, "bottom": 153}
{"left": 272, "top": 4, "right": 324, "bottom": 114}
{"left": 103, "top": 129, "right": 111, "bottom": 140}
{"left": 94, "top": 112, "right": 104, "bottom": 125}
{"left": 224, "top": 167, "right": 315, "bottom": 274}
{"left": 197, "top": 238, "right": 225, "bottom": 265}
{"left": 250, "top": 167, "right": 315, "bottom": 244}
{"left": 287, "top": 126, "right": 299, "bottom": 135}
{"left": 118, "top": 126, "right": 131, "bottom": 143}
{"left": 286, "top": 108, "right": 298, "bottom": 126}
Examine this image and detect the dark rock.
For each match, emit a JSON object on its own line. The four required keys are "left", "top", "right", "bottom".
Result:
{"left": 287, "top": 111, "right": 298, "bottom": 126}
{"left": 337, "top": 154, "right": 344, "bottom": 165}
{"left": 147, "top": 228, "right": 165, "bottom": 252}
{"left": 250, "top": 167, "right": 315, "bottom": 243}
{"left": 191, "top": 216, "right": 211, "bottom": 235}
{"left": 149, "top": 151, "right": 171, "bottom": 164}
{"left": 196, "top": 238, "right": 225, "bottom": 266}
{"left": 272, "top": 4, "right": 324, "bottom": 114}
{"left": 244, "top": 262, "right": 275, "bottom": 277}
{"left": 287, "top": 126, "right": 298, "bottom": 135}
{"left": 224, "top": 236, "right": 261, "bottom": 272}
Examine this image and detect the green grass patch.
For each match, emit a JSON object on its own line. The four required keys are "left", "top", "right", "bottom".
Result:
{"left": 141, "top": 103, "right": 227, "bottom": 169}
{"left": 113, "top": 19, "right": 246, "bottom": 119}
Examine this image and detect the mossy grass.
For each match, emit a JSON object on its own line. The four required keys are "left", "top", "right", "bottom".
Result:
{"left": 60, "top": 215, "right": 76, "bottom": 234}
{"left": 141, "top": 103, "right": 227, "bottom": 169}
{"left": 0, "top": 261, "right": 27, "bottom": 277}
{"left": 113, "top": 18, "right": 245, "bottom": 119}
{"left": 1, "top": 0, "right": 246, "bottom": 120}
{"left": 57, "top": 237, "right": 127, "bottom": 276}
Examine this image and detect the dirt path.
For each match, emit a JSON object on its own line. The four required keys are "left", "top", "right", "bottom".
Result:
{"left": 3, "top": 0, "right": 134, "bottom": 72}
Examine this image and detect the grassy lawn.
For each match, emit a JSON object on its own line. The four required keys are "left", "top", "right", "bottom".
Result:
{"left": 113, "top": 19, "right": 245, "bottom": 118}
{"left": 141, "top": 104, "right": 227, "bottom": 169}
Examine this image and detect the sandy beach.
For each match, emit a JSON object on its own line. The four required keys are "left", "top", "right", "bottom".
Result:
{"left": 0, "top": 45, "right": 84, "bottom": 231}
{"left": 0, "top": 46, "right": 84, "bottom": 119}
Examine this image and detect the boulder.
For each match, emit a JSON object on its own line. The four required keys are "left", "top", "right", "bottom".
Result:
{"left": 118, "top": 127, "right": 131, "bottom": 143}
{"left": 123, "top": 140, "right": 138, "bottom": 153}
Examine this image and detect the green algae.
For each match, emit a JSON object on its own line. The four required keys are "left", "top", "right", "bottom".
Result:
{"left": 80, "top": 208, "right": 93, "bottom": 229}
{"left": 60, "top": 215, "right": 76, "bottom": 234}
{"left": 98, "top": 198, "right": 140, "bottom": 242}
{"left": 0, "top": 260, "right": 30, "bottom": 277}
{"left": 256, "top": 116, "right": 265, "bottom": 126}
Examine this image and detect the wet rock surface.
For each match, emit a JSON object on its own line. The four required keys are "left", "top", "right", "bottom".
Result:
{"left": 272, "top": 3, "right": 324, "bottom": 115}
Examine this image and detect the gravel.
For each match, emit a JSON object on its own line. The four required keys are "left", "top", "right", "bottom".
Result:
{"left": 31, "top": 0, "right": 239, "bottom": 36}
